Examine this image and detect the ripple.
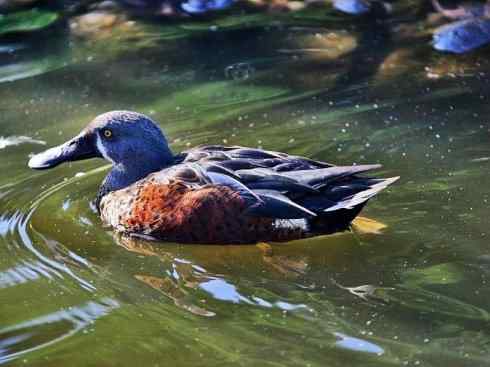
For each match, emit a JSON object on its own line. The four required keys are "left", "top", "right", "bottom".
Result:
{"left": 0, "top": 211, "right": 21, "bottom": 238}
{"left": 0, "top": 167, "right": 110, "bottom": 293}
{"left": 0, "top": 260, "right": 62, "bottom": 289}
{"left": 18, "top": 207, "right": 96, "bottom": 291}
{"left": 0, "top": 136, "right": 45, "bottom": 150}
{"left": 199, "top": 278, "right": 311, "bottom": 311}
{"left": 334, "top": 333, "right": 384, "bottom": 355}
{"left": 0, "top": 298, "right": 119, "bottom": 365}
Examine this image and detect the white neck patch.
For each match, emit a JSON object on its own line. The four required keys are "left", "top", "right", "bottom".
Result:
{"left": 96, "top": 135, "right": 114, "bottom": 164}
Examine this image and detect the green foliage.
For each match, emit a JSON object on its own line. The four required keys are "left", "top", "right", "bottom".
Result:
{"left": 0, "top": 8, "right": 59, "bottom": 35}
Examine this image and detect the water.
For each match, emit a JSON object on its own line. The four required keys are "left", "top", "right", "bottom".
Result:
{"left": 1, "top": 4, "right": 490, "bottom": 366}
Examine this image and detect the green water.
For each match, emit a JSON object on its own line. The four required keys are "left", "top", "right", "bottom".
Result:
{"left": 1, "top": 5, "right": 490, "bottom": 367}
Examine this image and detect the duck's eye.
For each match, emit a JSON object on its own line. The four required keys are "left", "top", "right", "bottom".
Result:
{"left": 103, "top": 129, "right": 113, "bottom": 139}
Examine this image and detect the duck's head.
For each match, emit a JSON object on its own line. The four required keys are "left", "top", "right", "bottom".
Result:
{"left": 29, "top": 111, "right": 174, "bottom": 190}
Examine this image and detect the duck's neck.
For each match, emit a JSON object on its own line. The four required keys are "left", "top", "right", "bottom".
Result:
{"left": 95, "top": 151, "right": 175, "bottom": 210}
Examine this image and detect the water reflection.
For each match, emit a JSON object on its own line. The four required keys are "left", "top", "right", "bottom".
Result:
{"left": 0, "top": 136, "right": 45, "bottom": 150}
{"left": 20, "top": 209, "right": 96, "bottom": 292}
{"left": 334, "top": 332, "right": 384, "bottom": 355}
{"left": 115, "top": 234, "right": 324, "bottom": 316}
{"left": 0, "top": 174, "right": 100, "bottom": 293}
{"left": 0, "top": 298, "right": 119, "bottom": 365}
{"left": 0, "top": 260, "right": 62, "bottom": 289}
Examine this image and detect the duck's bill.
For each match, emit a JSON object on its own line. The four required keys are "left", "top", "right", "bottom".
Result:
{"left": 28, "top": 133, "right": 100, "bottom": 170}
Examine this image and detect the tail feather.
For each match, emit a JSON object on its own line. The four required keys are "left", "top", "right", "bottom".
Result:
{"left": 306, "top": 176, "right": 399, "bottom": 234}
{"left": 323, "top": 176, "right": 399, "bottom": 212}
{"left": 280, "top": 164, "right": 382, "bottom": 186}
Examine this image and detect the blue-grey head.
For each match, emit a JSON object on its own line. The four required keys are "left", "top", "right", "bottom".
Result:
{"left": 28, "top": 111, "right": 175, "bottom": 195}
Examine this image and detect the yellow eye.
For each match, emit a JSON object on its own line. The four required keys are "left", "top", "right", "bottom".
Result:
{"left": 103, "top": 129, "right": 112, "bottom": 138}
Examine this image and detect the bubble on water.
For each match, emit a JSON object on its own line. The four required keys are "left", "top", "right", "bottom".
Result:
{"left": 224, "top": 63, "right": 255, "bottom": 81}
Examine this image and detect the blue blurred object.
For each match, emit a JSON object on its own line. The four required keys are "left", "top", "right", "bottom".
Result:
{"left": 117, "top": 0, "right": 233, "bottom": 15}
{"left": 332, "top": 0, "right": 370, "bottom": 14}
{"left": 433, "top": 18, "right": 490, "bottom": 53}
{"left": 181, "top": 0, "right": 233, "bottom": 13}
{"left": 332, "top": 0, "right": 391, "bottom": 16}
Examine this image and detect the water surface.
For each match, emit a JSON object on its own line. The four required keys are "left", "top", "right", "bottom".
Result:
{"left": 1, "top": 5, "right": 490, "bottom": 366}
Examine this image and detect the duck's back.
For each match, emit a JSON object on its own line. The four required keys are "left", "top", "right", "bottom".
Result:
{"left": 100, "top": 145, "right": 398, "bottom": 244}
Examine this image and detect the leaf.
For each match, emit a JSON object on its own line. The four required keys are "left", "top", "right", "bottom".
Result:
{"left": 0, "top": 8, "right": 59, "bottom": 36}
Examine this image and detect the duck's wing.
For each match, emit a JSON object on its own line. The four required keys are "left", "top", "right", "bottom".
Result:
{"left": 180, "top": 145, "right": 398, "bottom": 231}
{"left": 182, "top": 145, "right": 332, "bottom": 170}
{"left": 150, "top": 161, "right": 318, "bottom": 219}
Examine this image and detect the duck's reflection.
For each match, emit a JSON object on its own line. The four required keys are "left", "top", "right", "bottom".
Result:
{"left": 113, "top": 230, "right": 367, "bottom": 316}
{"left": 134, "top": 274, "right": 216, "bottom": 317}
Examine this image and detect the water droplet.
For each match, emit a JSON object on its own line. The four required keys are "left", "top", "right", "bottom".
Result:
{"left": 224, "top": 63, "right": 255, "bottom": 81}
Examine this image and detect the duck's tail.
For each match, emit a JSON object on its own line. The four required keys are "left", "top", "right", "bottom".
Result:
{"left": 306, "top": 176, "right": 399, "bottom": 234}
{"left": 323, "top": 176, "right": 399, "bottom": 212}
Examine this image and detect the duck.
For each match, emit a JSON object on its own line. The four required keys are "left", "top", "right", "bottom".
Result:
{"left": 431, "top": 0, "right": 490, "bottom": 53}
{"left": 28, "top": 111, "right": 399, "bottom": 244}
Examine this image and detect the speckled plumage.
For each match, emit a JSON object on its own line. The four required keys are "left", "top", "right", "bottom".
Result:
{"left": 100, "top": 162, "right": 306, "bottom": 244}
